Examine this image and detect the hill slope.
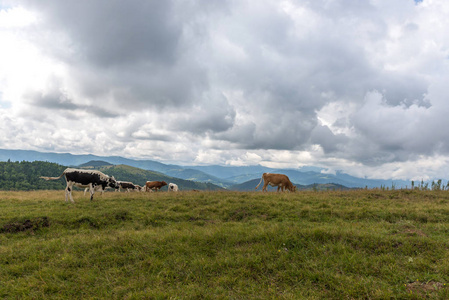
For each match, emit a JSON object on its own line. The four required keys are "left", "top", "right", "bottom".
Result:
{"left": 161, "top": 168, "right": 232, "bottom": 188}
{"left": 94, "top": 164, "right": 225, "bottom": 191}
{"left": 0, "top": 161, "right": 67, "bottom": 191}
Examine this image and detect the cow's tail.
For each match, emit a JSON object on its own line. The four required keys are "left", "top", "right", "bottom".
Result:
{"left": 39, "top": 172, "right": 65, "bottom": 181}
{"left": 255, "top": 174, "right": 264, "bottom": 190}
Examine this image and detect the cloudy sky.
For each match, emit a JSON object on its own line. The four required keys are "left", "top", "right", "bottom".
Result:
{"left": 1, "top": 0, "right": 449, "bottom": 180}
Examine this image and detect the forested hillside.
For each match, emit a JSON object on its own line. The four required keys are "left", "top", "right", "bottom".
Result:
{"left": 0, "top": 161, "right": 224, "bottom": 191}
{"left": 0, "top": 160, "right": 67, "bottom": 190}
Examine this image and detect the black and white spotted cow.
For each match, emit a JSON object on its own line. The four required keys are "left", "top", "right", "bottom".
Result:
{"left": 117, "top": 181, "right": 140, "bottom": 192}
{"left": 135, "top": 184, "right": 145, "bottom": 192}
{"left": 40, "top": 168, "right": 119, "bottom": 202}
{"left": 168, "top": 183, "right": 179, "bottom": 192}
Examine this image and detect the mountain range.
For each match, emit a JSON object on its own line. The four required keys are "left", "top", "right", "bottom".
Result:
{"left": 0, "top": 149, "right": 412, "bottom": 189}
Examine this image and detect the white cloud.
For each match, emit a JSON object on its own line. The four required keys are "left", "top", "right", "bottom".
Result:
{"left": 0, "top": 6, "right": 36, "bottom": 28}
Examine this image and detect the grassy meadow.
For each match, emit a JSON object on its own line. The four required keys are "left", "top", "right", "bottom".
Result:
{"left": 1, "top": 189, "right": 449, "bottom": 299}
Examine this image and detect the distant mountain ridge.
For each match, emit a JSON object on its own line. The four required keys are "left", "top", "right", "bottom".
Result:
{"left": 79, "top": 160, "right": 113, "bottom": 168}
{"left": 0, "top": 149, "right": 412, "bottom": 188}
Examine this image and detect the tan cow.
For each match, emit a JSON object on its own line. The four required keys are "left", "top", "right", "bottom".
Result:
{"left": 255, "top": 173, "right": 296, "bottom": 192}
{"left": 145, "top": 180, "right": 168, "bottom": 192}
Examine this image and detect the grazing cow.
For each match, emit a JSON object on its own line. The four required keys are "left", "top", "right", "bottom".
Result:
{"left": 255, "top": 173, "right": 296, "bottom": 192}
{"left": 168, "top": 183, "right": 179, "bottom": 192}
{"left": 135, "top": 184, "right": 146, "bottom": 192}
{"left": 117, "top": 181, "right": 140, "bottom": 192}
{"left": 145, "top": 181, "right": 167, "bottom": 192}
{"left": 40, "top": 168, "right": 119, "bottom": 202}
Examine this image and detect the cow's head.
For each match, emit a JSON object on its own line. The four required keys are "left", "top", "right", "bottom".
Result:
{"left": 108, "top": 176, "right": 120, "bottom": 189}
{"left": 288, "top": 183, "right": 297, "bottom": 192}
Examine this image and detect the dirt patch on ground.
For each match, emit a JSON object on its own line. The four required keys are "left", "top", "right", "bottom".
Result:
{"left": 406, "top": 281, "right": 445, "bottom": 297}
{"left": 404, "top": 228, "right": 427, "bottom": 237}
{"left": 392, "top": 223, "right": 428, "bottom": 237}
{"left": 1, "top": 216, "right": 49, "bottom": 233}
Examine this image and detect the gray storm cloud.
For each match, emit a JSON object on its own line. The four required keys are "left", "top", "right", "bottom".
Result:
{"left": 1, "top": 0, "right": 449, "bottom": 179}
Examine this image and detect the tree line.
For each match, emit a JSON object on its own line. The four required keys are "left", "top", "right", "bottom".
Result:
{"left": 0, "top": 160, "right": 67, "bottom": 191}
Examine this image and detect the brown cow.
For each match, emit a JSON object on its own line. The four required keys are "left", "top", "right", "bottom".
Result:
{"left": 255, "top": 173, "right": 296, "bottom": 192}
{"left": 145, "top": 181, "right": 168, "bottom": 192}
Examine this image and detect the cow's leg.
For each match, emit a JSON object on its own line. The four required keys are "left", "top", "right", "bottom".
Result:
{"left": 89, "top": 184, "right": 95, "bottom": 201}
{"left": 65, "top": 185, "right": 70, "bottom": 202}
{"left": 88, "top": 183, "right": 94, "bottom": 196}
{"left": 69, "top": 188, "right": 75, "bottom": 202}
{"left": 262, "top": 183, "right": 268, "bottom": 192}
{"left": 66, "top": 183, "right": 75, "bottom": 203}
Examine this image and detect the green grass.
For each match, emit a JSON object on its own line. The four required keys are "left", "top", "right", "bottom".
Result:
{"left": 1, "top": 189, "right": 449, "bottom": 299}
